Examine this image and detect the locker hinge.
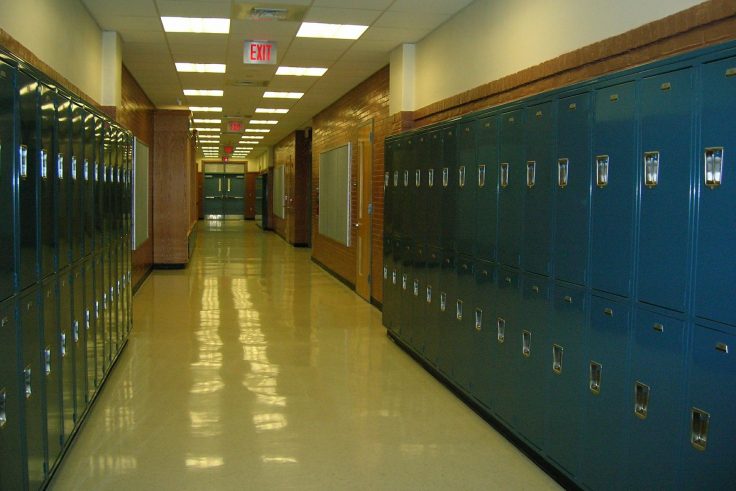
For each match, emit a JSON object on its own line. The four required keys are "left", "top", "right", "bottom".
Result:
{"left": 368, "top": 203, "right": 373, "bottom": 215}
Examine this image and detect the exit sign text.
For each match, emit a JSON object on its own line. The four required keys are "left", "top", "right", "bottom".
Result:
{"left": 244, "top": 40, "right": 276, "bottom": 65}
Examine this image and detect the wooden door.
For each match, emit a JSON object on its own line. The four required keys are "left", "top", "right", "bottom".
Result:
{"left": 355, "top": 122, "right": 373, "bottom": 301}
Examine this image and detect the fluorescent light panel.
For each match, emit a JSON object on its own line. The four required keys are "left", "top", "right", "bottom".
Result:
{"left": 193, "top": 118, "right": 221, "bottom": 124}
{"left": 249, "top": 120, "right": 278, "bottom": 125}
{"left": 190, "top": 106, "right": 222, "bottom": 112}
{"left": 296, "top": 22, "right": 368, "bottom": 40}
{"left": 275, "top": 66, "right": 327, "bottom": 77}
{"left": 184, "top": 89, "right": 223, "bottom": 97}
{"left": 245, "top": 129, "right": 270, "bottom": 133}
{"left": 255, "top": 108, "right": 288, "bottom": 114}
{"left": 195, "top": 127, "right": 220, "bottom": 132}
{"left": 175, "top": 63, "right": 226, "bottom": 73}
{"left": 161, "top": 17, "right": 230, "bottom": 34}
{"left": 263, "top": 91, "right": 303, "bottom": 99}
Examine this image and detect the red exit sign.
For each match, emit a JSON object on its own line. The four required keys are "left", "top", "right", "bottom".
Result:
{"left": 244, "top": 40, "right": 277, "bottom": 65}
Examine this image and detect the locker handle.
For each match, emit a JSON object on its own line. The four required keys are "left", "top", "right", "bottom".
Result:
{"left": 0, "top": 388, "right": 6, "bottom": 428}
{"left": 727, "top": 67, "right": 736, "bottom": 77}
{"left": 500, "top": 162, "right": 509, "bottom": 188}
{"left": 71, "top": 156, "right": 77, "bottom": 180}
{"left": 634, "top": 381, "right": 651, "bottom": 419}
{"left": 564, "top": 295, "right": 573, "bottom": 304}
{"left": 458, "top": 166, "right": 466, "bottom": 188}
{"left": 227, "top": 179, "right": 231, "bottom": 192}
{"left": 402, "top": 274, "right": 407, "bottom": 291}
{"left": 85, "top": 310, "right": 91, "bottom": 330}
{"left": 522, "top": 330, "right": 531, "bottom": 358}
{"left": 393, "top": 170, "right": 399, "bottom": 187}
{"left": 653, "top": 323, "right": 664, "bottom": 333}
{"left": 24, "top": 366, "right": 32, "bottom": 399}
{"left": 526, "top": 161, "right": 536, "bottom": 188}
{"left": 84, "top": 159, "right": 89, "bottom": 181}
{"left": 44, "top": 348, "right": 51, "bottom": 375}
{"left": 58, "top": 154, "right": 65, "bottom": 180}
{"left": 428, "top": 168, "right": 434, "bottom": 188}
{"left": 218, "top": 178, "right": 222, "bottom": 192}
{"left": 403, "top": 170, "right": 409, "bottom": 187}
{"left": 496, "top": 317, "right": 505, "bottom": 343}
{"left": 61, "top": 332, "right": 67, "bottom": 358}
{"left": 384, "top": 171, "right": 389, "bottom": 189}
{"left": 440, "top": 292, "right": 447, "bottom": 312}
{"left": 413, "top": 279, "right": 419, "bottom": 297}
{"left": 690, "top": 408, "right": 710, "bottom": 451}
{"left": 505, "top": 276, "right": 512, "bottom": 284}
{"left": 426, "top": 286, "right": 432, "bottom": 304}
{"left": 383, "top": 266, "right": 388, "bottom": 280}
{"left": 532, "top": 285, "right": 540, "bottom": 293}
{"left": 704, "top": 147, "right": 723, "bottom": 189}
{"left": 41, "top": 149, "right": 48, "bottom": 179}
{"left": 456, "top": 300, "right": 463, "bottom": 321}
{"left": 475, "top": 308, "right": 483, "bottom": 331}
{"left": 415, "top": 169, "right": 421, "bottom": 188}
{"left": 73, "top": 320, "right": 80, "bottom": 343}
{"left": 19, "top": 145, "right": 28, "bottom": 179}
{"left": 589, "top": 361, "right": 602, "bottom": 394}
{"left": 644, "top": 151, "right": 660, "bottom": 188}
{"left": 478, "top": 164, "right": 486, "bottom": 188}
{"left": 595, "top": 155, "right": 609, "bottom": 188}
{"left": 604, "top": 307, "right": 614, "bottom": 317}
{"left": 715, "top": 342, "right": 729, "bottom": 354}
{"left": 391, "top": 270, "right": 397, "bottom": 285}
{"left": 557, "top": 158, "right": 569, "bottom": 188}
{"left": 442, "top": 167, "right": 449, "bottom": 187}
{"left": 552, "top": 344, "right": 564, "bottom": 374}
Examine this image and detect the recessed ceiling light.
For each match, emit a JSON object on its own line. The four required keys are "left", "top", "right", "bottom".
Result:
{"left": 296, "top": 22, "right": 368, "bottom": 40}
{"left": 161, "top": 17, "right": 230, "bottom": 34}
{"left": 175, "top": 63, "right": 226, "bottom": 73}
{"left": 245, "top": 129, "right": 270, "bottom": 133}
{"left": 255, "top": 108, "right": 289, "bottom": 114}
{"left": 193, "top": 119, "right": 222, "bottom": 124}
{"left": 249, "top": 120, "right": 278, "bottom": 125}
{"left": 241, "top": 141, "right": 260, "bottom": 145}
{"left": 195, "top": 127, "right": 220, "bottom": 132}
{"left": 275, "top": 66, "right": 327, "bottom": 77}
{"left": 184, "top": 89, "right": 224, "bottom": 97}
{"left": 190, "top": 106, "right": 222, "bottom": 112}
{"left": 242, "top": 147, "right": 254, "bottom": 150}
{"left": 243, "top": 135, "right": 264, "bottom": 139}
{"left": 263, "top": 91, "right": 303, "bottom": 99}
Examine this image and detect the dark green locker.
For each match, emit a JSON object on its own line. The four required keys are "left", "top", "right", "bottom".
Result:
{"left": 581, "top": 295, "right": 631, "bottom": 490}
{"left": 84, "top": 258, "right": 97, "bottom": 397}
{"left": 57, "top": 271, "right": 74, "bottom": 441}
{"left": 456, "top": 121, "right": 477, "bottom": 256}
{"left": 546, "top": 283, "right": 586, "bottom": 477}
{"left": 386, "top": 237, "right": 402, "bottom": 336}
{"left": 590, "top": 82, "right": 637, "bottom": 297}
{"left": 626, "top": 308, "right": 686, "bottom": 490}
{"left": 0, "top": 59, "right": 16, "bottom": 301}
{"left": 554, "top": 93, "right": 591, "bottom": 286}
{"left": 492, "top": 268, "right": 521, "bottom": 427}
{"left": 423, "top": 247, "right": 442, "bottom": 366}
{"left": 17, "top": 71, "right": 40, "bottom": 291}
{"left": 682, "top": 324, "right": 736, "bottom": 489}
{"left": 398, "top": 240, "right": 413, "bottom": 343}
{"left": 82, "top": 112, "right": 95, "bottom": 257}
{"left": 452, "top": 255, "right": 475, "bottom": 390}
{"left": 105, "top": 247, "right": 118, "bottom": 360}
{"left": 381, "top": 236, "right": 393, "bottom": 330}
{"left": 56, "top": 98, "right": 71, "bottom": 270}
{"left": 474, "top": 114, "right": 499, "bottom": 262}
{"left": 440, "top": 127, "right": 456, "bottom": 250}
{"left": 383, "top": 140, "right": 394, "bottom": 239}
{"left": 694, "top": 56, "right": 736, "bottom": 327}
{"left": 413, "top": 134, "right": 429, "bottom": 246}
{"left": 71, "top": 265, "right": 87, "bottom": 416}
{"left": 391, "top": 139, "right": 405, "bottom": 239}
{"left": 637, "top": 69, "right": 693, "bottom": 312}
{"left": 409, "top": 244, "right": 427, "bottom": 353}
{"left": 93, "top": 121, "right": 104, "bottom": 254}
{"left": 38, "top": 84, "right": 55, "bottom": 279}
{"left": 470, "top": 261, "right": 496, "bottom": 408}
{"left": 498, "top": 109, "right": 524, "bottom": 268}
{"left": 425, "top": 130, "right": 442, "bottom": 248}
{"left": 93, "top": 253, "right": 106, "bottom": 381}
{"left": 70, "top": 103, "right": 84, "bottom": 263}
{"left": 515, "top": 273, "right": 550, "bottom": 449}
{"left": 436, "top": 250, "right": 456, "bottom": 376}
{"left": 402, "top": 137, "right": 416, "bottom": 242}
{"left": 103, "top": 125, "right": 113, "bottom": 249}
{"left": 41, "top": 278, "right": 62, "bottom": 468}
{"left": 522, "top": 102, "right": 555, "bottom": 276}
{"left": 19, "top": 287, "right": 46, "bottom": 487}
{"left": 115, "top": 243, "right": 125, "bottom": 350}
{"left": 0, "top": 298, "right": 25, "bottom": 489}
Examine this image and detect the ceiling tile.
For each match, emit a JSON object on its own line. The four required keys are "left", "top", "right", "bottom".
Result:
{"left": 390, "top": 0, "right": 474, "bottom": 15}
{"left": 373, "top": 11, "right": 451, "bottom": 30}
{"left": 303, "top": 7, "right": 383, "bottom": 25}
{"left": 155, "top": 0, "right": 232, "bottom": 17}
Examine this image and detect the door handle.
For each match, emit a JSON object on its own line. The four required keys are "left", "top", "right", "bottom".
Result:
{"left": 218, "top": 179, "right": 222, "bottom": 192}
{"left": 227, "top": 179, "right": 231, "bottom": 192}
{"left": 353, "top": 223, "right": 360, "bottom": 228}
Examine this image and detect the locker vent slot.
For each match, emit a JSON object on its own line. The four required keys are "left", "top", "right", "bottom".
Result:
{"left": 41, "top": 149, "right": 48, "bottom": 179}
{"left": 458, "top": 166, "right": 465, "bottom": 188}
{"left": 644, "top": 151, "right": 660, "bottom": 188}
{"left": 704, "top": 147, "right": 723, "bottom": 189}
{"left": 426, "top": 285, "right": 432, "bottom": 304}
{"left": 595, "top": 155, "right": 609, "bottom": 188}
{"left": 557, "top": 158, "right": 569, "bottom": 188}
{"left": 0, "top": 388, "right": 6, "bottom": 428}
{"left": 428, "top": 169, "right": 434, "bottom": 188}
{"left": 456, "top": 300, "right": 463, "bottom": 320}
{"left": 552, "top": 344, "right": 564, "bottom": 374}
{"left": 478, "top": 164, "right": 486, "bottom": 187}
{"left": 526, "top": 161, "right": 536, "bottom": 188}
{"left": 44, "top": 348, "right": 51, "bottom": 375}
{"left": 440, "top": 292, "right": 447, "bottom": 312}
{"left": 442, "top": 167, "right": 449, "bottom": 187}
{"left": 19, "top": 145, "right": 28, "bottom": 179}
{"left": 497, "top": 317, "right": 506, "bottom": 343}
{"left": 522, "top": 330, "right": 531, "bottom": 357}
{"left": 500, "top": 163, "right": 509, "bottom": 188}
{"left": 690, "top": 408, "right": 710, "bottom": 451}
{"left": 589, "top": 361, "right": 602, "bottom": 394}
{"left": 475, "top": 308, "right": 483, "bottom": 331}
{"left": 634, "top": 381, "right": 651, "bottom": 419}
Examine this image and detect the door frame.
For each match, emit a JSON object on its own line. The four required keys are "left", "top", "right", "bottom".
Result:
{"left": 355, "top": 120, "right": 374, "bottom": 301}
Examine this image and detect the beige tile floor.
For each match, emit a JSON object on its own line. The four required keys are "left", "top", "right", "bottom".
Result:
{"left": 49, "top": 220, "right": 561, "bottom": 491}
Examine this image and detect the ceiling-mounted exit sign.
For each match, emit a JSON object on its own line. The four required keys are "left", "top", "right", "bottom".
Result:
{"left": 244, "top": 40, "right": 276, "bottom": 65}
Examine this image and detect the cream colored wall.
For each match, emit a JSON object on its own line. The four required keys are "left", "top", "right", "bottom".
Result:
{"left": 0, "top": 0, "right": 103, "bottom": 102}
{"left": 249, "top": 150, "right": 272, "bottom": 173}
{"left": 405, "top": 0, "right": 702, "bottom": 111}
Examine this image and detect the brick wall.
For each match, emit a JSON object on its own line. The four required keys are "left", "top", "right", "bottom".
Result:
{"left": 273, "top": 130, "right": 311, "bottom": 245}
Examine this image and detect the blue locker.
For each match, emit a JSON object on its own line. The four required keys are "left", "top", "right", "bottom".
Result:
{"left": 71, "top": 265, "right": 87, "bottom": 417}
{"left": 56, "top": 98, "right": 71, "bottom": 270}
{"left": 498, "top": 109, "right": 524, "bottom": 268}
{"left": 491, "top": 268, "right": 521, "bottom": 427}
{"left": 70, "top": 103, "right": 84, "bottom": 263}
{"left": 626, "top": 308, "right": 686, "bottom": 490}
{"left": 84, "top": 258, "right": 97, "bottom": 397}
{"left": 555, "top": 93, "right": 591, "bottom": 286}
{"left": 694, "top": 56, "right": 736, "bottom": 327}
{"left": 590, "top": 82, "right": 637, "bottom": 297}
{"left": 581, "top": 295, "right": 631, "bottom": 490}
{"left": 423, "top": 247, "right": 442, "bottom": 366}
{"left": 637, "top": 69, "right": 693, "bottom": 312}
{"left": 546, "top": 283, "right": 586, "bottom": 477}
{"left": 515, "top": 273, "right": 550, "bottom": 449}
{"left": 474, "top": 114, "right": 499, "bottom": 262}
{"left": 82, "top": 111, "right": 95, "bottom": 257}
{"left": 0, "top": 298, "right": 25, "bottom": 489}
{"left": 0, "top": 59, "right": 16, "bottom": 301}
{"left": 440, "top": 127, "right": 457, "bottom": 250}
{"left": 425, "top": 130, "right": 443, "bottom": 248}
{"left": 470, "top": 261, "right": 496, "bottom": 408}
{"left": 682, "top": 324, "right": 736, "bottom": 489}
{"left": 452, "top": 255, "right": 475, "bottom": 391}
{"left": 38, "top": 84, "right": 56, "bottom": 279}
{"left": 17, "top": 70, "right": 40, "bottom": 291}
{"left": 456, "top": 120, "right": 477, "bottom": 256}
{"left": 409, "top": 244, "right": 428, "bottom": 353}
{"left": 41, "top": 278, "right": 62, "bottom": 468}
{"left": 57, "top": 271, "right": 74, "bottom": 440}
{"left": 19, "top": 287, "right": 46, "bottom": 487}
{"left": 522, "top": 102, "right": 555, "bottom": 276}
{"left": 436, "top": 250, "right": 456, "bottom": 376}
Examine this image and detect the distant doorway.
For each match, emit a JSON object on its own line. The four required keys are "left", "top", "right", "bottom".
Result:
{"left": 203, "top": 173, "right": 245, "bottom": 219}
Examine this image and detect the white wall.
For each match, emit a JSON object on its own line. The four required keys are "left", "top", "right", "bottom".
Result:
{"left": 0, "top": 0, "right": 103, "bottom": 102}
{"left": 400, "top": 0, "right": 702, "bottom": 111}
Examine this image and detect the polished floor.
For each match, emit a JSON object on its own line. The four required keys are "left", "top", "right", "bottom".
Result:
{"left": 50, "top": 221, "right": 561, "bottom": 490}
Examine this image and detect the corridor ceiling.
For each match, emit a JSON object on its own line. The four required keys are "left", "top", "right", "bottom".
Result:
{"left": 81, "top": 0, "right": 474, "bottom": 160}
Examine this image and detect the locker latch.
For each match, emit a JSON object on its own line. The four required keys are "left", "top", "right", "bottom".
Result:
{"left": 526, "top": 161, "right": 536, "bottom": 188}
{"left": 84, "top": 159, "right": 90, "bottom": 181}
{"left": 402, "top": 274, "right": 407, "bottom": 291}
{"left": 383, "top": 266, "right": 387, "bottom": 280}
{"left": 478, "top": 164, "right": 486, "bottom": 188}
{"left": 24, "top": 366, "right": 32, "bottom": 399}
{"left": 73, "top": 320, "right": 80, "bottom": 343}
{"left": 426, "top": 285, "right": 432, "bottom": 304}
{"left": 557, "top": 158, "right": 569, "bottom": 188}
{"left": 596, "top": 155, "right": 609, "bottom": 188}
{"left": 475, "top": 308, "right": 482, "bottom": 331}
{"left": 58, "top": 154, "right": 64, "bottom": 180}
{"left": 440, "top": 292, "right": 447, "bottom": 312}
{"left": 589, "top": 361, "right": 602, "bottom": 394}
{"left": 644, "top": 151, "right": 660, "bottom": 188}
{"left": 44, "top": 347, "right": 51, "bottom": 376}
{"left": 690, "top": 408, "right": 710, "bottom": 451}
{"left": 60, "top": 332, "right": 67, "bottom": 358}
{"left": 634, "top": 381, "right": 651, "bottom": 419}
{"left": 71, "top": 156, "right": 77, "bottom": 180}
{"left": 403, "top": 170, "right": 409, "bottom": 187}
{"left": 496, "top": 317, "right": 505, "bottom": 343}
{"left": 85, "top": 310, "right": 91, "bottom": 331}
{"left": 393, "top": 170, "right": 398, "bottom": 187}
{"left": 0, "top": 388, "right": 6, "bottom": 428}
{"left": 41, "top": 149, "right": 48, "bottom": 180}
{"left": 428, "top": 169, "right": 434, "bottom": 188}
{"left": 552, "top": 344, "right": 564, "bottom": 374}
{"left": 415, "top": 169, "right": 421, "bottom": 188}
{"left": 384, "top": 171, "right": 389, "bottom": 188}
{"left": 458, "top": 166, "right": 466, "bottom": 188}
{"left": 522, "top": 330, "right": 531, "bottom": 357}
{"left": 704, "top": 147, "right": 723, "bottom": 189}
{"left": 456, "top": 300, "right": 463, "bottom": 321}
{"left": 413, "top": 279, "right": 419, "bottom": 297}
{"left": 442, "top": 167, "right": 449, "bottom": 188}
{"left": 19, "top": 145, "right": 28, "bottom": 179}
{"left": 500, "top": 163, "right": 509, "bottom": 188}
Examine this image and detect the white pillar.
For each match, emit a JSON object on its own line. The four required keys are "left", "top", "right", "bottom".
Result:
{"left": 389, "top": 43, "right": 416, "bottom": 114}
{"left": 100, "top": 31, "right": 122, "bottom": 107}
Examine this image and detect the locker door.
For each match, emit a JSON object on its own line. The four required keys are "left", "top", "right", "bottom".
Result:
{"left": 0, "top": 60, "right": 16, "bottom": 301}
{"left": 475, "top": 114, "right": 499, "bottom": 262}
{"left": 19, "top": 288, "right": 46, "bottom": 487}
{"left": 93, "top": 121, "right": 104, "bottom": 254}
{"left": 492, "top": 268, "right": 521, "bottom": 427}
{"left": 555, "top": 93, "right": 592, "bottom": 286}
{"left": 440, "top": 127, "right": 457, "bottom": 250}
{"left": 398, "top": 240, "right": 413, "bottom": 342}
{"left": 94, "top": 253, "right": 106, "bottom": 380}
{"left": 581, "top": 296, "right": 631, "bottom": 490}
{"left": 38, "top": 84, "right": 55, "bottom": 278}
{"left": 71, "top": 265, "right": 86, "bottom": 417}
{"left": 694, "top": 56, "right": 736, "bottom": 327}
{"left": 516, "top": 273, "right": 550, "bottom": 448}
{"left": 413, "top": 134, "right": 429, "bottom": 247}
{"left": 547, "top": 283, "right": 586, "bottom": 477}
{"left": 107, "top": 246, "right": 119, "bottom": 357}
{"left": 17, "top": 71, "right": 40, "bottom": 291}
{"left": 522, "top": 102, "right": 555, "bottom": 276}
{"left": 498, "top": 109, "right": 524, "bottom": 268}
{"left": 70, "top": 103, "right": 83, "bottom": 263}
{"left": 682, "top": 325, "right": 736, "bottom": 489}
{"left": 82, "top": 112, "right": 95, "bottom": 257}
{"left": 436, "top": 250, "right": 456, "bottom": 376}
{"left": 57, "top": 272, "right": 74, "bottom": 441}
{"left": 590, "top": 82, "right": 637, "bottom": 297}
{"left": 41, "top": 279, "right": 62, "bottom": 468}
{"left": 387, "top": 237, "right": 402, "bottom": 336}
{"left": 626, "top": 309, "right": 686, "bottom": 490}
{"left": 203, "top": 174, "right": 224, "bottom": 216}
{"left": 638, "top": 69, "right": 693, "bottom": 312}
{"left": 383, "top": 140, "right": 394, "bottom": 239}
{"left": 423, "top": 247, "right": 442, "bottom": 366}
{"left": 56, "top": 99, "right": 71, "bottom": 270}
{"left": 102, "top": 125, "right": 112, "bottom": 249}
{"left": 115, "top": 242, "right": 125, "bottom": 348}
{"left": 452, "top": 255, "right": 475, "bottom": 391}
{"left": 425, "top": 131, "right": 442, "bottom": 248}
{"left": 0, "top": 298, "right": 25, "bottom": 489}
{"left": 403, "top": 137, "right": 417, "bottom": 242}
{"left": 84, "top": 258, "right": 96, "bottom": 397}
{"left": 456, "top": 121, "right": 477, "bottom": 256}
{"left": 409, "top": 244, "right": 427, "bottom": 353}
{"left": 470, "top": 261, "right": 496, "bottom": 408}
{"left": 392, "top": 139, "right": 405, "bottom": 239}
{"left": 223, "top": 174, "right": 245, "bottom": 216}
{"left": 381, "top": 236, "right": 393, "bottom": 330}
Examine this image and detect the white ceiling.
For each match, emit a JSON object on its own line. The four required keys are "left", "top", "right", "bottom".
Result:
{"left": 81, "top": 0, "right": 474, "bottom": 160}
